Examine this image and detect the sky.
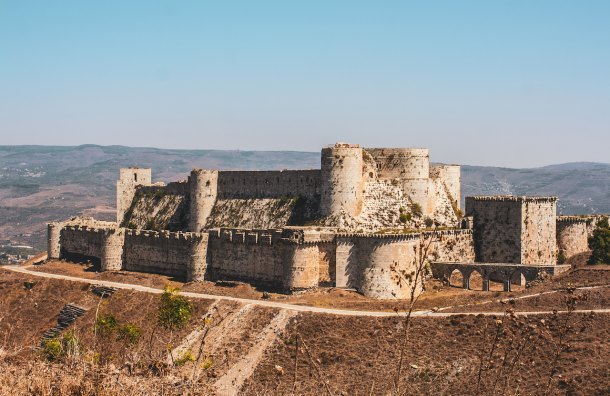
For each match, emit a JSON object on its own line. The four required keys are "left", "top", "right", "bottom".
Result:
{"left": 0, "top": 1, "right": 609, "bottom": 167}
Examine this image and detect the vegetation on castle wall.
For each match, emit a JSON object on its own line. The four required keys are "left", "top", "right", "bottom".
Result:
{"left": 588, "top": 217, "right": 610, "bottom": 265}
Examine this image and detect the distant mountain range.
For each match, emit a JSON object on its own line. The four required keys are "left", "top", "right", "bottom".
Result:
{"left": 0, "top": 145, "right": 608, "bottom": 251}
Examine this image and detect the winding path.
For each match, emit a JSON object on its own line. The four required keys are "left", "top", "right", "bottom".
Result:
{"left": 4, "top": 265, "right": 610, "bottom": 317}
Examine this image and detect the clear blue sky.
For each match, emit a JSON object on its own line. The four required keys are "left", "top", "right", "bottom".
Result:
{"left": 1, "top": 1, "right": 609, "bottom": 167}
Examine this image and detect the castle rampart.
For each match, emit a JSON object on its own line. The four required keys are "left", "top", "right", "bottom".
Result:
{"left": 122, "top": 229, "right": 204, "bottom": 278}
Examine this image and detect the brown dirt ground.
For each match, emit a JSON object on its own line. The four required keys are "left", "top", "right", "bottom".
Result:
{"left": 28, "top": 260, "right": 610, "bottom": 314}
{"left": 0, "top": 267, "right": 609, "bottom": 395}
{"left": 244, "top": 312, "right": 610, "bottom": 395}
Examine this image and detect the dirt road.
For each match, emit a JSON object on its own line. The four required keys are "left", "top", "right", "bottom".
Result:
{"left": 5, "top": 265, "right": 610, "bottom": 317}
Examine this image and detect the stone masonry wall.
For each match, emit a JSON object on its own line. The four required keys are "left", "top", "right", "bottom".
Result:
{"left": 123, "top": 229, "right": 204, "bottom": 278}
{"left": 520, "top": 199, "right": 557, "bottom": 265}
{"left": 216, "top": 170, "right": 321, "bottom": 199}
{"left": 59, "top": 224, "right": 117, "bottom": 265}
{"left": 335, "top": 234, "right": 421, "bottom": 299}
{"left": 116, "top": 168, "right": 152, "bottom": 223}
{"left": 466, "top": 196, "right": 558, "bottom": 265}
{"left": 206, "top": 228, "right": 333, "bottom": 290}
{"left": 424, "top": 230, "right": 475, "bottom": 263}
{"left": 557, "top": 216, "right": 590, "bottom": 261}
{"left": 466, "top": 197, "right": 523, "bottom": 263}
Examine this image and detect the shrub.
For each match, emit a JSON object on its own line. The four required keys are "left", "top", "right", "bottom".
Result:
{"left": 424, "top": 217, "right": 434, "bottom": 228}
{"left": 411, "top": 203, "right": 423, "bottom": 217}
{"left": 557, "top": 250, "right": 566, "bottom": 265}
{"left": 117, "top": 323, "right": 142, "bottom": 345}
{"left": 588, "top": 218, "right": 610, "bottom": 265}
{"left": 399, "top": 213, "right": 412, "bottom": 224}
{"left": 41, "top": 330, "right": 81, "bottom": 361}
{"left": 41, "top": 338, "right": 63, "bottom": 361}
{"left": 95, "top": 314, "right": 118, "bottom": 336}
{"left": 174, "top": 350, "right": 195, "bottom": 367}
{"left": 158, "top": 286, "right": 193, "bottom": 331}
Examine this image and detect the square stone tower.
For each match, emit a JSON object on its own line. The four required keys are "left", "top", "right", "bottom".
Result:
{"left": 116, "top": 167, "right": 152, "bottom": 223}
{"left": 465, "top": 196, "right": 557, "bottom": 265}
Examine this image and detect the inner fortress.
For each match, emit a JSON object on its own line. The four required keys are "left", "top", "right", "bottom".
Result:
{"left": 48, "top": 143, "right": 593, "bottom": 299}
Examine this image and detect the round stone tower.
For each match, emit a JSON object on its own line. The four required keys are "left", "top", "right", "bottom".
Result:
{"left": 100, "top": 228, "right": 125, "bottom": 272}
{"left": 430, "top": 164, "right": 461, "bottom": 209}
{"left": 47, "top": 222, "right": 63, "bottom": 259}
{"left": 399, "top": 148, "right": 430, "bottom": 179}
{"left": 189, "top": 170, "right": 219, "bottom": 232}
{"left": 320, "top": 143, "right": 364, "bottom": 218}
{"left": 187, "top": 233, "right": 208, "bottom": 282}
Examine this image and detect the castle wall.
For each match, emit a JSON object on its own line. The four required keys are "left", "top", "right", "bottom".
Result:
{"left": 207, "top": 229, "right": 286, "bottom": 286}
{"left": 320, "top": 144, "right": 364, "bottom": 217}
{"left": 465, "top": 197, "right": 523, "bottom": 263}
{"left": 424, "top": 230, "right": 475, "bottom": 263}
{"left": 216, "top": 170, "right": 321, "bottom": 199}
{"left": 556, "top": 216, "right": 589, "bottom": 262}
{"left": 365, "top": 148, "right": 430, "bottom": 179}
{"left": 335, "top": 234, "right": 420, "bottom": 299}
{"left": 60, "top": 225, "right": 107, "bottom": 260}
{"left": 520, "top": 199, "right": 557, "bottom": 265}
{"left": 123, "top": 230, "right": 204, "bottom": 278}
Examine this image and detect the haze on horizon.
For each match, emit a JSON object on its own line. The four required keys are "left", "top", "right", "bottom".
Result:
{"left": 1, "top": 1, "right": 609, "bottom": 168}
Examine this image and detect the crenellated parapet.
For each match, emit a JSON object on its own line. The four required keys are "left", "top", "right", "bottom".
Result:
{"left": 467, "top": 195, "right": 558, "bottom": 203}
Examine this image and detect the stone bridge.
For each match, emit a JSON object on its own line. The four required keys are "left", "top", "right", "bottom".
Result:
{"left": 430, "top": 262, "right": 570, "bottom": 292}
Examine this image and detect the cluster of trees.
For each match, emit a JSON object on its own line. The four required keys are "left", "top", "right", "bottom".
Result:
{"left": 588, "top": 218, "right": 610, "bottom": 265}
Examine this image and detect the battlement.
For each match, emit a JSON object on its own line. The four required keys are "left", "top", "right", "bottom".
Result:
{"left": 557, "top": 216, "right": 590, "bottom": 224}
{"left": 124, "top": 228, "right": 204, "bottom": 241}
{"left": 467, "top": 196, "right": 558, "bottom": 203}
{"left": 336, "top": 232, "right": 421, "bottom": 241}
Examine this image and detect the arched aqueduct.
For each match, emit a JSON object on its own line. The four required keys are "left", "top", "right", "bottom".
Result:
{"left": 430, "top": 262, "right": 563, "bottom": 292}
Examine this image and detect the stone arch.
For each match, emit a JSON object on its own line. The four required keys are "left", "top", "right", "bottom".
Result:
{"left": 467, "top": 268, "right": 484, "bottom": 290}
{"left": 509, "top": 270, "right": 527, "bottom": 291}
{"left": 448, "top": 268, "right": 466, "bottom": 288}
{"left": 485, "top": 270, "right": 507, "bottom": 292}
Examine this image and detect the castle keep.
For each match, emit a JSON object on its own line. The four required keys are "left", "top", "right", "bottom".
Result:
{"left": 49, "top": 143, "right": 586, "bottom": 299}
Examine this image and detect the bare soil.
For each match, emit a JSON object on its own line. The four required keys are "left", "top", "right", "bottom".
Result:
{"left": 245, "top": 312, "right": 610, "bottom": 395}
{"left": 0, "top": 266, "right": 609, "bottom": 395}
{"left": 29, "top": 260, "right": 610, "bottom": 314}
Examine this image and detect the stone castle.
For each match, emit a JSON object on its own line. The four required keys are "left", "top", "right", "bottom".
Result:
{"left": 48, "top": 143, "right": 597, "bottom": 299}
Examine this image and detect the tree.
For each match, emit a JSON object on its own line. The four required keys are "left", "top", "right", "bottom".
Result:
{"left": 588, "top": 217, "right": 610, "bottom": 265}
